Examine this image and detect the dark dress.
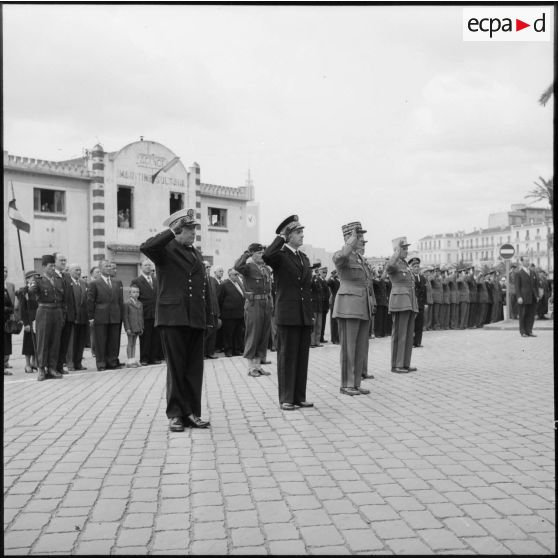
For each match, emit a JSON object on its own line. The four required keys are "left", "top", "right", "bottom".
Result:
{"left": 17, "top": 288, "right": 38, "bottom": 356}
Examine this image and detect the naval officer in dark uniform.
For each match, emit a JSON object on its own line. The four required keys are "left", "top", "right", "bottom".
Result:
{"left": 29, "top": 255, "right": 65, "bottom": 381}
{"left": 263, "top": 215, "right": 314, "bottom": 410}
{"left": 140, "top": 208, "right": 213, "bottom": 431}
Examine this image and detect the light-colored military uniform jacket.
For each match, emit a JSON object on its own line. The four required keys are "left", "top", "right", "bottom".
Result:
{"left": 386, "top": 258, "right": 418, "bottom": 313}
{"left": 332, "top": 251, "right": 375, "bottom": 320}
{"left": 431, "top": 276, "right": 443, "bottom": 303}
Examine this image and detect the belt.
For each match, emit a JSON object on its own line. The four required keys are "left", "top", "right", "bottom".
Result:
{"left": 38, "top": 303, "right": 62, "bottom": 308}
{"left": 246, "top": 293, "right": 269, "bottom": 300}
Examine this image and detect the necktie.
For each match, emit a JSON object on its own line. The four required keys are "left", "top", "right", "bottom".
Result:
{"left": 147, "top": 276, "right": 153, "bottom": 287}
{"left": 107, "top": 277, "right": 112, "bottom": 288}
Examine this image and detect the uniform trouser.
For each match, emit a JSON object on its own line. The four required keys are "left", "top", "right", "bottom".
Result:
{"left": 67, "top": 322, "right": 87, "bottom": 368}
{"left": 243, "top": 298, "right": 271, "bottom": 361}
{"left": 449, "top": 303, "right": 459, "bottom": 329}
{"left": 277, "top": 325, "right": 311, "bottom": 405}
{"left": 310, "top": 312, "right": 322, "bottom": 345}
{"left": 374, "top": 306, "right": 388, "bottom": 337}
{"left": 139, "top": 318, "right": 162, "bottom": 363}
{"left": 270, "top": 314, "right": 278, "bottom": 350}
{"left": 320, "top": 307, "right": 328, "bottom": 342}
{"left": 222, "top": 318, "right": 244, "bottom": 355}
{"left": 518, "top": 302, "right": 537, "bottom": 335}
{"left": 159, "top": 325, "right": 204, "bottom": 419}
{"left": 468, "top": 302, "right": 478, "bottom": 327}
{"left": 432, "top": 303, "right": 441, "bottom": 329}
{"left": 56, "top": 317, "right": 73, "bottom": 371}
{"left": 94, "top": 322, "right": 122, "bottom": 369}
{"left": 440, "top": 302, "right": 450, "bottom": 329}
{"left": 423, "top": 305, "right": 431, "bottom": 330}
{"left": 459, "top": 302, "right": 469, "bottom": 329}
{"left": 35, "top": 307, "right": 63, "bottom": 369}
{"left": 476, "top": 303, "right": 487, "bottom": 327}
{"left": 338, "top": 318, "right": 370, "bottom": 389}
{"left": 391, "top": 311, "right": 416, "bottom": 369}
{"left": 330, "top": 315, "right": 339, "bottom": 343}
{"left": 413, "top": 308, "right": 424, "bottom": 347}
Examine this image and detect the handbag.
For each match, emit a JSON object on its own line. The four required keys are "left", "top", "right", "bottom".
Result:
{"left": 4, "top": 319, "right": 23, "bottom": 335}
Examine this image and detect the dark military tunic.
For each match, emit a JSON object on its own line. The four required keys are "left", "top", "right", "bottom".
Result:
{"left": 29, "top": 274, "right": 65, "bottom": 369}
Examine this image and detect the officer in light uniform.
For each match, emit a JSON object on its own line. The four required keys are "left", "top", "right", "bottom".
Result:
{"left": 29, "top": 255, "right": 65, "bottom": 381}
{"left": 386, "top": 237, "right": 418, "bottom": 373}
{"left": 332, "top": 222, "right": 376, "bottom": 395}
{"left": 234, "top": 243, "right": 273, "bottom": 377}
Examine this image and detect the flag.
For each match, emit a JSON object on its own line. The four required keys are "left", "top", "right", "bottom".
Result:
{"left": 8, "top": 199, "right": 31, "bottom": 233}
{"left": 151, "top": 156, "right": 180, "bottom": 183}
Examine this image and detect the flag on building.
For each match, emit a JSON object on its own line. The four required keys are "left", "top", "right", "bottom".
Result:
{"left": 8, "top": 198, "right": 31, "bottom": 233}
{"left": 151, "top": 156, "right": 180, "bottom": 183}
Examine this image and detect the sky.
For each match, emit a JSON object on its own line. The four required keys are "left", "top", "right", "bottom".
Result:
{"left": 3, "top": 4, "right": 554, "bottom": 256}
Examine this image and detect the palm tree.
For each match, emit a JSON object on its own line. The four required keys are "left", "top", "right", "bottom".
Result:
{"left": 539, "top": 82, "right": 554, "bottom": 107}
{"left": 525, "top": 176, "right": 553, "bottom": 218}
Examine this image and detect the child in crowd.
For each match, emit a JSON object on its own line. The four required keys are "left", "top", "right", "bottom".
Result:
{"left": 123, "top": 285, "right": 144, "bottom": 368}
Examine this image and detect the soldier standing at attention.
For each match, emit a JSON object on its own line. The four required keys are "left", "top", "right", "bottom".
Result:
{"left": 234, "top": 243, "right": 273, "bottom": 377}
{"left": 409, "top": 257, "right": 427, "bottom": 348}
{"left": 29, "top": 255, "right": 65, "bottom": 381}
{"left": 332, "top": 222, "right": 375, "bottom": 396}
{"left": 386, "top": 237, "right": 418, "bottom": 374}
{"left": 263, "top": 215, "right": 314, "bottom": 411}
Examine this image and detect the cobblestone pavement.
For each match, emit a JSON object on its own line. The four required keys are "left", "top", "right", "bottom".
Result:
{"left": 4, "top": 328, "right": 554, "bottom": 555}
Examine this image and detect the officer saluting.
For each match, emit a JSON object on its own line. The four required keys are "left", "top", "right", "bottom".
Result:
{"left": 29, "top": 255, "right": 65, "bottom": 381}
{"left": 140, "top": 208, "right": 213, "bottom": 432}
{"left": 263, "top": 215, "right": 314, "bottom": 410}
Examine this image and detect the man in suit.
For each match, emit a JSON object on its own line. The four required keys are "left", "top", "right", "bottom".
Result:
{"left": 203, "top": 262, "right": 220, "bottom": 360}
{"left": 140, "top": 208, "right": 213, "bottom": 432}
{"left": 53, "top": 252, "right": 75, "bottom": 375}
{"left": 234, "top": 243, "right": 272, "bottom": 377}
{"left": 386, "top": 237, "right": 418, "bottom": 373}
{"left": 218, "top": 269, "right": 246, "bottom": 358}
{"left": 66, "top": 263, "right": 88, "bottom": 371}
{"left": 213, "top": 266, "right": 225, "bottom": 352}
{"left": 508, "top": 264, "right": 519, "bottom": 319}
{"left": 332, "top": 222, "right": 376, "bottom": 396}
{"left": 423, "top": 268, "right": 434, "bottom": 330}
{"left": 310, "top": 264, "right": 323, "bottom": 347}
{"left": 263, "top": 215, "right": 314, "bottom": 410}
{"left": 409, "top": 257, "right": 427, "bottom": 348}
{"left": 466, "top": 267, "right": 478, "bottom": 328}
{"left": 440, "top": 268, "right": 450, "bottom": 330}
{"left": 131, "top": 259, "right": 162, "bottom": 366}
{"left": 515, "top": 257, "right": 540, "bottom": 337}
{"left": 87, "top": 260, "right": 124, "bottom": 371}
{"left": 476, "top": 271, "right": 489, "bottom": 328}
{"left": 4, "top": 266, "right": 16, "bottom": 370}
{"left": 327, "top": 269, "right": 340, "bottom": 344}
{"left": 447, "top": 266, "right": 459, "bottom": 329}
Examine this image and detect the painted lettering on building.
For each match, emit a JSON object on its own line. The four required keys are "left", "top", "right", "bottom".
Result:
{"left": 118, "top": 169, "right": 185, "bottom": 187}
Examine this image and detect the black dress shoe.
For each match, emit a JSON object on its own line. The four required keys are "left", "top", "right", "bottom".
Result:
{"left": 340, "top": 387, "right": 360, "bottom": 396}
{"left": 48, "top": 369, "right": 63, "bottom": 379}
{"left": 140, "top": 361, "right": 149, "bottom": 366}
{"left": 37, "top": 368, "right": 46, "bottom": 381}
{"left": 528, "top": 333, "right": 537, "bottom": 337}
{"left": 205, "top": 355, "right": 218, "bottom": 360}
{"left": 414, "top": 345, "right": 423, "bottom": 348}
{"left": 75, "top": 365, "right": 87, "bottom": 371}
{"left": 520, "top": 333, "right": 528, "bottom": 337}
{"left": 406, "top": 366, "right": 418, "bottom": 372}
{"left": 280, "top": 403, "right": 296, "bottom": 410}
{"left": 225, "top": 352, "right": 233, "bottom": 357}
{"left": 261, "top": 360, "right": 272, "bottom": 365}
{"left": 392, "top": 367, "right": 409, "bottom": 374}
{"left": 97, "top": 367, "right": 106, "bottom": 371}
{"left": 169, "top": 417, "right": 185, "bottom": 432}
{"left": 57, "top": 368, "right": 69, "bottom": 375}
{"left": 153, "top": 360, "right": 163, "bottom": 364}
{"left": 295, "top": 401, "right": 314, "bottom": 408}
{"left": 362, "top": 374, "right": 375, "bottom": 379}
{"left": 188, "top": 415, "right": 210, "bottom": 428}
{"left": 357, "top": 387, "right": 370, "bottom": 394}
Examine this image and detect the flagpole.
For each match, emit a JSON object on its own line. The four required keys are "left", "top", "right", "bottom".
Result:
{"left": 10, "top": 182, "right": 26, "bottom": 274}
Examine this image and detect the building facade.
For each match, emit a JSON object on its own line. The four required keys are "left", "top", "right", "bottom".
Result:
{"left": 417, "top": 204, "right": 553, "bottom": 273}
{"left": 4, "top": 139, "right": 260, "bottom": 287}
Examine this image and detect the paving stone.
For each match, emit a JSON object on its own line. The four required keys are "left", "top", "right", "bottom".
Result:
{"left": 501, "top": 539, "right": 550, "bottom": 554}
{"left": 74, "top": 540, "right": 115, "bottom": 555}
{"left": 10, "top": 512, "right": 51, "bottom": 531}
{"left": 400, "top": 510, "right": 443, "bottom": 529}
{"left": 293, "top": 509, "right": 332, "bottom": 527}
{"left": 427, "top": 502, "right": 465, "bottom": 518}
{"left": 387, "top": 537, "right": 433, "bottom": 554}
{"left": 33, "top": 532, "right": 79, "bottom": 553}
{"left": 257, "top": 501, "right": 292, "bottom": 523}
{"left": 4, "top": 530, "right": 41, "bottom": 549}
{"left": 343, "top": 529, "right": 384, "bottom": 551}
{"left": 117, "top": 527, "right": 152, "bottom": 546}
{"left": 263, "top": 522, "right": 301, "bottom": 540}
{"left": 508, "top": 514, "right": 555, "bottom": 533}
{"left": 460, "top": 503, "right": 501, "bottom": 519}
{"left": 285, "top": 495, "right": 322, "bottom": 510}
{"left": 190, "top": 540, "right": 228, "bottom": 554}
{"left": 230, "top": 527, "right": 265, "bottom": 546}
{"left": 226, "top": 510, "right": 260, "bottom": 528}
{"left": 152, "top": 529, "right": 189, "bottom": 550}
{"left": 44, "top": 515, "right": 88, "bottom": 533}
{"left": 299, "top": 525, "right": 344, "bottom": 546}
{"left": 193, "top": 521, "right": 227, "bottom": 540}
{"left": 478, "top": 518, "right": 528, "bottom": 540}
{"left": 371, "top": 519, "right": 415, "bottom": 539}
{"left": 91, "top": 499, "right": 127, "bottom": 522}
{"left": 81, "top": 521, "right": 119, "bottom": 540}
{"left": 123, "top": 513, "right": 155, "bottom": 528}
{"left": 463, "top": 536, "right": 510, "bottom": 554}
{"left": 444, "top": 516, "right": 488, "bottom": 537}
